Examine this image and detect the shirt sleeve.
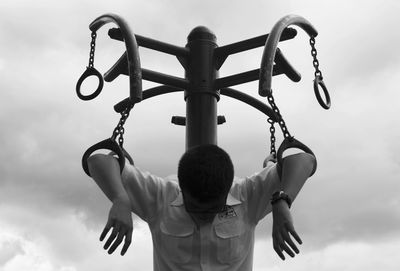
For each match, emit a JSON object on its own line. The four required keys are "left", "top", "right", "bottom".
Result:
{"left": 120, "top": 163, "right": 172, "bottom": 223}
{"left": 233, "top": 163, "right": 281, "bottom": 223}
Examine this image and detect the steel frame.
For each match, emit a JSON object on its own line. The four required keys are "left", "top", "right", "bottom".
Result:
{"left": 78, "top": 13, "right": 330, "bottom": 153}
{"left": 101, "top": 17, "right": 303, "bottom": 149}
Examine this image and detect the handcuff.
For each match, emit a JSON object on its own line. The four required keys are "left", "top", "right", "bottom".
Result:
{"left": 270, "top": 190, "right": 292, "bottom": 208}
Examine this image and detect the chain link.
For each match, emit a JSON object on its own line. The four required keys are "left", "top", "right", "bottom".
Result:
{"left": 267, "top": 94, "right": 291, "bottom": 139}
{"left": 266, "top": 90, "right": 292, "bottom": 157}
{"left": 310, "top": 36, "right": 323, "bottom": 79}
{"left": 112, "top": 104, "right": 134, "bottom": 148}
{"left": 267, "top": 118, "right": 276, "bottom": 156}
{"left": 88, "top": 31, "right": 97, "bottom": 68}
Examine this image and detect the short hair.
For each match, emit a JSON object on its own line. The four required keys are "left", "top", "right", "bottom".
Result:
{"left": 178, "top": 144, "right": 234, "bottom": 201}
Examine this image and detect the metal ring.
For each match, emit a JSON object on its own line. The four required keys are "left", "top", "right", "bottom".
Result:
{"left": 82, "top": 138, "right": 125, "bottom": 177}
{"left": 313, "top": 76, "right": 331, "bottom": 109}
{"left": 76, "top": 66, "right": 104, "bottom": 101}
{"left": 276, "top": 137, "right": 317, "bottom": 177}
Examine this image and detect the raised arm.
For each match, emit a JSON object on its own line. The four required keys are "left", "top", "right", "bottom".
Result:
{"left": 87, "top": 154, "right": 133, "bottom": 256}
{"left": 279, "top": 152, "right": 316, "bottom": 201}
{"left": 271, "top": 152, "right": 316, "bottom": 260}
{"left": 88, "top": 154, "right": 130, "bottom": 203}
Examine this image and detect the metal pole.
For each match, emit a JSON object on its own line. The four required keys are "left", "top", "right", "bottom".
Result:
{"left": 184, "top": 26, "right": 219, "bottom": 150}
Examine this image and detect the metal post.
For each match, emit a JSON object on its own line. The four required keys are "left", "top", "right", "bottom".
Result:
{"left": 184, "top": 26, "right": 219, "bottom": 150}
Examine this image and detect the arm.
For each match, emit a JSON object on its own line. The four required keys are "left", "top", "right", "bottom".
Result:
{"left": 271, "top": 152, "right": 316, "bottom": 260}
{"left": 88, "top": 154, "right": 130, "bottom": 203}
{"left": 87, "top": 154, "right": 133, "bottom": 256}
{"left": 279, "top": 152, "right": 316, "bottom": 202}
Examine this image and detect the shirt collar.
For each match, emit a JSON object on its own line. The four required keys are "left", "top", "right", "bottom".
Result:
{"left": 171, "top": 191, "right": 241, "bottom": 207}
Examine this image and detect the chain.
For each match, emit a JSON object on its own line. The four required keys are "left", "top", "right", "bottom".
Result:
{"left": 112, "top": 104, "right": 134, "bottom": 147}
{"left": 310, "top": 36, "right": 323, "bottom": 80}
{"left": 267, "top": 118, "right": 276, "bottom": 156}
{"left": 88, "top": 31, "right": 97, "bottom": 68}
{"left": 266, "top": 90, "right": 293, "bottom": 159}
{"left": 267, "top": 93, "right": 292, "bottom": 139}
{"left": 264, "top": 37, "right": 325, "bottom": 161}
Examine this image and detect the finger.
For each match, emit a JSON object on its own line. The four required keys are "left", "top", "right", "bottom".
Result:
{"left": 100, "top": 220, "right": 114, "bottom": 241}
{"left": 281, "top": 230, "right": 299, "bottom": 254}
{"left": 121, "top": 230, "right": 132, "bottom": 256}
{"left": 108, "top": 229, "right": 126, "bottom": 254}
{"left": 104, "top": 224, "right": 120, "bottom": 250}
{"left": 280, "top": 241, "right": 295, "bottom": 258}
{"left": 288, "top": 227, "right": 303, "bottom": 245}
{"left": 273, "top": 238, "right": 285, "bottom": 261}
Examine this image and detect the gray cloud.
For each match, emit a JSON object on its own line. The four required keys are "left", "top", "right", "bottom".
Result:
{"left": 1, "top": 0, "right": 400, "bottom": 270}
{"left": 0, "top": 239, "right": 24, "bottom": 267}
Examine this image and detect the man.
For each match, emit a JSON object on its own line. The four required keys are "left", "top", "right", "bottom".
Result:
{"left": 87, "top": 144, "right": 316, "bottom": 270}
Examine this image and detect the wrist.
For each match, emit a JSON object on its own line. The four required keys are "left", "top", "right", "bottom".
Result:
{"left": 271, "top": 191, "right": 292, "bottom": 208}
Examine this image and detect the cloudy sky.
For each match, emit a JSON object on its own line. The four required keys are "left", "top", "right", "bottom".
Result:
{"left": 1, "top": 0, "right": 399, "bottom": 270}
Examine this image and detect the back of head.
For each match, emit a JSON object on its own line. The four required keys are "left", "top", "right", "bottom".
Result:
{"left": 178, "top": 144, "right": 234, "bottom": 201}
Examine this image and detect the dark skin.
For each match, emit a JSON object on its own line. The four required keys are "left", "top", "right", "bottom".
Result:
{"left": 98, "top": 189, "right": 301, "bottom": 259}
{"left": 88, "top": 152, "right": 314, "bottom": 259}
{"left": 264, "top": 153, "right": 304, "bottom": 260}
{"left": 100, "top": 197, "right": 133, "bottom": 255}
{"left": 272, "top": 200, "right": 302, "bottom": 260}
{"left": 88, "top": 154, "right": 133, "bottom": 256}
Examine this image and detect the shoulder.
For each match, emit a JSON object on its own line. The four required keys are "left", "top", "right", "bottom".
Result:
{"left": 248, "top": 162, "right": 277, "bottom": 181}
{"left": 230, "top": 163, "right": 278, "bottom": 193}
{"left": 122, "top": 163, "right": 179, "bottom": 190}
{"left": 122, "top": 163, "right": 161, "bottom": 182}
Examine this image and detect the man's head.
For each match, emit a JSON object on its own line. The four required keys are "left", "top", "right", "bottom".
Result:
{"left": 178, "top": 144, "right": 234, "bottom": 220}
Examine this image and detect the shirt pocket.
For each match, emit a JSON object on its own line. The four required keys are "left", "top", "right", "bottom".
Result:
{"left": 214, "top": 219, "right": 249, "bottom": 263}
{"left": 160, "top": 220, "right": 195, "bottom": 263}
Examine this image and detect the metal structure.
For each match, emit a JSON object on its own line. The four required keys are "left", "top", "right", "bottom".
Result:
{"left": 76, "top": 13, "right": 331, "bottom": 176}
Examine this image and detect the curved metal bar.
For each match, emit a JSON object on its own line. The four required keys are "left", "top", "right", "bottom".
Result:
{"left": 220, "top": 88, "right": 279, "bottom": 121}
{"left": 108, "top": 28, "right": 189, "bottom": 57}
{"left": 276, "top": 137, "right": 317, "bottom": 177}
{"left": 113, "top": 85, "right": 184, "bottom": 113}
{"left": 89, "top": 13, "right": 142, "bottom": 103}
{"left": 142, "top": 85, "right": 184, "bottom": 101}
{"left": 259, "top": 15, "right": 318, "bottom": 97}
{"left": 274, "top": 48, "right": 301, "bottom": 82}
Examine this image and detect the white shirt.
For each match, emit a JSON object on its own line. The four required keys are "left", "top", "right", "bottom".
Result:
{"left": 121, "top": 162, "right": 280, "bottom": 271}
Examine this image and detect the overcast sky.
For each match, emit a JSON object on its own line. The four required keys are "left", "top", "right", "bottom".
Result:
{"left": 0, "top": 0, "right": 399, "bottom": 270}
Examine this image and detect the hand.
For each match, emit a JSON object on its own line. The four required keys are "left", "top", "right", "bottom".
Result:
{"left": 100, "top": 198, "right": 133, "bottom": 255}
{"left": 272, "top": 200, "right": 302, "bottom": 260}
{"left": 263, "top": 153, "right": 277, "bottom": 167}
